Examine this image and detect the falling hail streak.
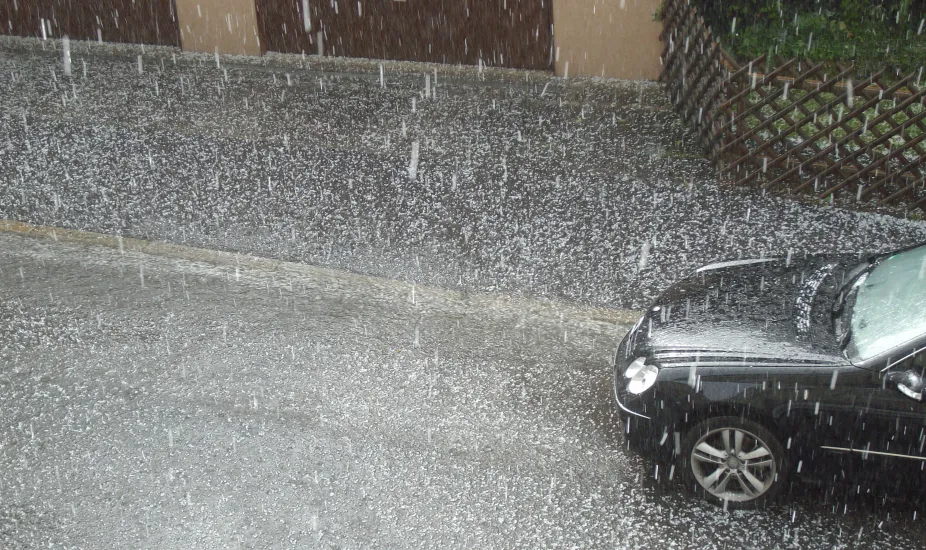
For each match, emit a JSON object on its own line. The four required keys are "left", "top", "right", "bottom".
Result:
{"left": 637, "top": 241, "right": 651, "bottom": 273}
{"left": 62, "top": 36, "right": 72, "bottom": 77}
{"left": 302, "top": 0, "right": 311, "bottom": 31}
{"left": 408, "top": 141, "right": 420, "bottom": 180}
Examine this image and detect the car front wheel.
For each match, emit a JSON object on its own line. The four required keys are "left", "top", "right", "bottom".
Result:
{"left": 680, "top": 416, "right": 787, "bottom": 510}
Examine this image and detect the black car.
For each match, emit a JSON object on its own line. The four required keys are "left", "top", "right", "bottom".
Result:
{"left": 613, "top": 241, "right": 926, "bottom": 509}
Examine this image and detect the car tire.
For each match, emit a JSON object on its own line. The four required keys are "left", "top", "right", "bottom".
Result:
{"left": 680, "top": 416, "right": 788, "bottom": 510}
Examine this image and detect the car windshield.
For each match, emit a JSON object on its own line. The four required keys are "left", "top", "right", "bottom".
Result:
{"left": 848, "top": 244, "right": 926, "bottom": 362}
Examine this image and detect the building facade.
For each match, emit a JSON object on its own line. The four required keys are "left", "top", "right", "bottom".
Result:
{"left": 1, "top": 0, "right": 661, "bottom": 79}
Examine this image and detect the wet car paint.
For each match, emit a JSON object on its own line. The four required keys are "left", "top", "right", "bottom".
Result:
{"left": 614, "top": 244, "right": 926, "bottom": 493}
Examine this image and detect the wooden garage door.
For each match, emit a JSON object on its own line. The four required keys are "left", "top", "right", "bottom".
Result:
{"left": 256, "top": 0, "right": 553, "bottom": 70}
{"left": 1, "top": 0, "right": 180, "bottom": 46}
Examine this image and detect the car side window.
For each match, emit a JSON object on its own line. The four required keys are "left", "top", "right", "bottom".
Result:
{"left": 914, "top": 349, "right": 926, "bottom": 372}
{"left": 887, "top": 347, "right": 926, "bottom": 374}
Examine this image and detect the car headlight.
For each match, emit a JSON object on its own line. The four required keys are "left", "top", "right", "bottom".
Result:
{"left": 624, "top": 357, "right": 647, "bottom": 378}
{"left": 626, "top": 358, "right": 658, "bottom": 395}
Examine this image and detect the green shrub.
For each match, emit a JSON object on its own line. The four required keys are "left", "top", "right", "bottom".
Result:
{"left": 695, "top": 0, "right": 926, "bottom": 74}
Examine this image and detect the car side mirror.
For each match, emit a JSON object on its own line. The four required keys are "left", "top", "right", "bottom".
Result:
{"left": 887, "top": 370, "right": 925, "bottom": 402}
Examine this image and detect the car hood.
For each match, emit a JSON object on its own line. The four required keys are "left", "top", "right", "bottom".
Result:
{"left": 633, "top": 254, "right": 866, "bottom": 368}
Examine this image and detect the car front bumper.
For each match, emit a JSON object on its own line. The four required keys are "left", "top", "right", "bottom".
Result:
{"left": 613, "top": 327, "right": 653, "bottom": 421}
{"left": 613, "top": 325, "right": 683, "bottom": 457}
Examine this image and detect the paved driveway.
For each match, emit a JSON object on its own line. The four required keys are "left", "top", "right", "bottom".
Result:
{"left": 1, "top": 36, "right": 923, "bottom": 311}
{"left": 1, "top": 231, "right": 923, "bottom": 549}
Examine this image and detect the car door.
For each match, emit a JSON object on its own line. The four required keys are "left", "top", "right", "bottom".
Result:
{"left": 817, "top": 345, "right": 926, "bottom": 465}
{"left": 868, "top": 346, "right": 926, "bottom": 460}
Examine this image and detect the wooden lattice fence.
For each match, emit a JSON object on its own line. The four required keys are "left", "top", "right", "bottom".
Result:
{"left": 660, "top": 0, "right": 926, "bottom": 214}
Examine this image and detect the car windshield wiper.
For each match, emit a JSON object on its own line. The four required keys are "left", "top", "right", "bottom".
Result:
{"left": 839, "top": 326, "right": 852, "bottom": 350}
{"left": 832, "top": 257, "right": 879, "bottom": 317}
{"left": 831, "top": 259, "right": 878, "bottom": 318}
{"left": 832, "top": 271, "right": 869, "bottom": 345}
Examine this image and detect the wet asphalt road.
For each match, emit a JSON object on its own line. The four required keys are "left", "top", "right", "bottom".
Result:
{"left": 1, "top": 36, "right": 924, "bottom": 311}
{"left": 2, "top": 231, "right": 925, "bottom": 549}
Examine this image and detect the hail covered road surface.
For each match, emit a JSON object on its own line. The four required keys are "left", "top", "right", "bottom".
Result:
{"left": 1, "top": 230, "right": 924, "bottom": 549}
{"left": 1, "top": 37, "right": 925, "bottom": 310}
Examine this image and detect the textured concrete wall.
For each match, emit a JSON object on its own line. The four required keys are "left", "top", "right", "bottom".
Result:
{"left": 176, "top": 0, "right": 262, "bottom": 55}
{"left": 552, "top": 0, "right": 662, "bottom": 80}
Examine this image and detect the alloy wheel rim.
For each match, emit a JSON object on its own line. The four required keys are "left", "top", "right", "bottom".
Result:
{"left": 690, "top": 427, "right": 776, "bottom": 502}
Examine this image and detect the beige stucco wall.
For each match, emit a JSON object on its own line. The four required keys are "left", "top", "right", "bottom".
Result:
{"left": 175, "top": 0, "right": 262, "bottom": 56}
{"left": 552, "top": 0, "right": 663, "bottom": 80}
